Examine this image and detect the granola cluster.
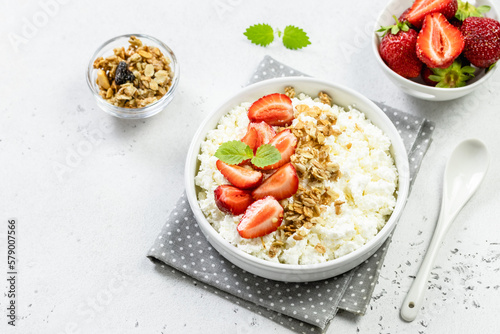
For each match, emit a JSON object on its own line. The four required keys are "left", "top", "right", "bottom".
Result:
{"left": 93, "top": 36, "right": 173, "bottom": 108}
{"left": 267, "top": 88, "right": 347, "bottom": 258}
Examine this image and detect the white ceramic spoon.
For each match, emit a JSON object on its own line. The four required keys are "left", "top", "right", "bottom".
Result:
{"left": 400, "top": 138, "right": 490, "bottom": 322}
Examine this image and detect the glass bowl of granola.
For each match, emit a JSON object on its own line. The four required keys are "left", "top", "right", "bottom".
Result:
{"left": 86, "top": 34, "right": 179, "bottom": 119}
{"left": 185, "top": 77, "right": 410, "bottom": 282}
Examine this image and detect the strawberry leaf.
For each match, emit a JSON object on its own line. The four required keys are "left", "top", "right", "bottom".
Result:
{"left": 251, "top": 144, "right": 281, "bottom": 168}
{"left": 244, "top": 24, "right": 274, "bottom": 47}
{"left": 430, "top": 60, "right": 475, "bottom": 88}
{"left": 282, "top": 25, "right": 311, "bottom": 50}
{"left": 455, "top": 0, "right": 490, "bottom": 21}
{"left": 377, "top": 15, "right": 410, "bottom": 37}
{"left": 215, "top": 141, "right": 254, "bottom": 165}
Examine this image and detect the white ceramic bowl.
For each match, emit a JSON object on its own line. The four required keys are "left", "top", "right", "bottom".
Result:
{"left": 373, "top": 0, "right": 499, "bottom": 101}
{"left": 185, "top": 77, "right": 410, "bottom": 282}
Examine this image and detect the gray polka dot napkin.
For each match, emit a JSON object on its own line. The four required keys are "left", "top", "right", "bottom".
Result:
{"left": 148, "top": 56, "right": 434, "bottom": 333}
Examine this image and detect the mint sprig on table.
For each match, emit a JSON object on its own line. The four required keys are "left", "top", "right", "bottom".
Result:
{"left": 215, "top": 141, "right": 281, "bottom": 168}
{"left": 244, "top": 23, "right": 311, "bottom": 50}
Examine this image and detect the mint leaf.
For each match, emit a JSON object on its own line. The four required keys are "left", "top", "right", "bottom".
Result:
{"left": 244, "top": 24, "right": 274, "bottom": 47}
{"left": 251, "top": 144, "right": 281, "bottom": 168}
{"left": 282, "top": 25, "right": 311, "bottom": 50}
{"left": 215, "top": 141, "right": 254, "bottom": 165}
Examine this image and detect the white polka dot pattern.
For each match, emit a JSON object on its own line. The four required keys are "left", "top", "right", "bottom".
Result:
{"left": 147, "top": 56, "right": 435, "bottom": 332}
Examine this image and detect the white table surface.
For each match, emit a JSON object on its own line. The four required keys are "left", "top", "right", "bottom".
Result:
{"left": 2, "top": 0, "right": 500, "bottom": 333}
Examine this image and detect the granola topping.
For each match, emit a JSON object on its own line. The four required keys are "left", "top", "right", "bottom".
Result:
{"left": 269, "top": 93, "right": 347, "bottom": 256}
{"left": 93, "top": 36, "right": 173, "bottom": 108}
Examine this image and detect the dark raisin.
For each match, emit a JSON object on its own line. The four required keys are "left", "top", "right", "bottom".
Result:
{"left": 115, "top": 61, "right": 136, "bottom": 85}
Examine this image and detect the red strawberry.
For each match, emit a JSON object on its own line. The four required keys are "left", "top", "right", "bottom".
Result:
{"left": 214, "top": 185, "right": 254, "bottom": 215}
{"left": 248, "top": 93, "right": 294, "bottom": 126}
{"left": 216, "top": 160, "right": 263, "bottom": 189}
{"left": 252, "top": 163, "right": 299, "bottom": 201}
{"left": 251, "top": 122, "right": 276, "bottom": 148}
{"left": 237, "top": 196, "right": 283, "bottom": 239}
{"left": 416, "top": 13, "right": 464, "bottom": 68}
{"left": 378, "top": 17, "right": 422, "bottom": 78}
{"left": 241, "top": 126, "right": 259, "bottom": 152}
{"left": 405, "top": 0, "right": 458, "bottom": 28}
{"left": 256, "top": 129, "right": 297, "bottom": 171}
{"left": 462, "top": 17, "right": 500, "bottom": 68}
{"left": 241, "top": 122, "right": 276, "bottom": 154}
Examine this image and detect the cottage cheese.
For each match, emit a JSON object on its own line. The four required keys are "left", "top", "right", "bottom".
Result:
{"left": 195, "top": 94, "right": 398, "bottom": 265}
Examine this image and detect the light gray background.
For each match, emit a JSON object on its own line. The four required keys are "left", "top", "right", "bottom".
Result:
{"left": 1, "top": 0, "right": 499, "bottom": 333}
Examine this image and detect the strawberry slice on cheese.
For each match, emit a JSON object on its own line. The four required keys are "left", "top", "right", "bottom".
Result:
{"left": 255, "top": 129, "right": 297, "bottom": 171}
{"left": 247, "top": 93, "right": 294, "bottom": 126}
{"left": 252, "top": 163, "right": 299, "bottom": 201}
{"left": 237, "top": 196, "right": 284, "bottom": 239}
{"left": 216, "top": 160, "right": 263, "bottom": 189}
{"left": 214, "top": 185, "right": 254, "bottom": 215}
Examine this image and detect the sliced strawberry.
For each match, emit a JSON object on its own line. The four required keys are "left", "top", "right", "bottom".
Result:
{"left": 251, "top": 122, "right": 276, "bottom": 149}
{"left": 416, "top": 13, "right": 464, "bottom": 68}
{"left": 237, "top": 196, "right": 284, "bottom": 239}
{"left": 406, "top": 0, "right": 458, "bottom": 28}
{"left": 256, "top": 129, "right": 298, "bottom": 171}
{"left": 216, "top": 160, "right": 263, "bottom": 189}
{"left": 252, "top": 163, "right": 299, "bottom": 201}
{"left": 214, "top": 185, "right": 254, "bottom": 215}
{"left": 248, "top": 93, "right": 294, "bottom": 126}
{"left": 241, "top": 122, "right": 276, "bottom": 154}
{"left": 240, "top": 126, "right": 259, "bottom": 153}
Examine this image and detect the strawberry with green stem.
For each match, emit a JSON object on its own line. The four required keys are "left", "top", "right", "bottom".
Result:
{"left": 422, "top": 60, "right": 476, "bottom": 87}
{"left": 378, "top": 16, "right": 422, "bottom": 78}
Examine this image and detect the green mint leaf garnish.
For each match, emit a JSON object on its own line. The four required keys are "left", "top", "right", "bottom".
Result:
{"left": 251, "top": 144, "right": 281, "bottom": 168}
{"left": 215, "top": 141, "right": 254, "bottom": 165}
{"left": 244, "top": 23, "right": 275, "bottom": 47}
{"left": 282, "top": 25, "right": 311, "bottom": 50}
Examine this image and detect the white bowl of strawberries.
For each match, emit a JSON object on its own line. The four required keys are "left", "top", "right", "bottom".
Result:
{"left": 185, "top": 77, "right": 410, "bottom": 282}
{"left": 373, "top": 0, "right": 500, "bottom": 101}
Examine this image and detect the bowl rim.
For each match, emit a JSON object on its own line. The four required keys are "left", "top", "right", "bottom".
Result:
{"left": 85, "top": 33, "right": 180, "bottom": 115}
{"left": 185, "top": 76, "right": 410, "bottom": 274}
{"left": 371, "top": 0, "right": 499, "bottom": 93}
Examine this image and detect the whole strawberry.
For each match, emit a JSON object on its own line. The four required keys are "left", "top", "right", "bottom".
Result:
{"left": 378, "top": 16, "right": 422, "bottom": 78}
{"left": 461, "top": 17, "right": 500, "bottom": 68}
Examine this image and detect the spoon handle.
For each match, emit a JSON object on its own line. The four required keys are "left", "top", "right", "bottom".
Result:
{"left": 400, "top": 211, "right": 449, "bottom": 322}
